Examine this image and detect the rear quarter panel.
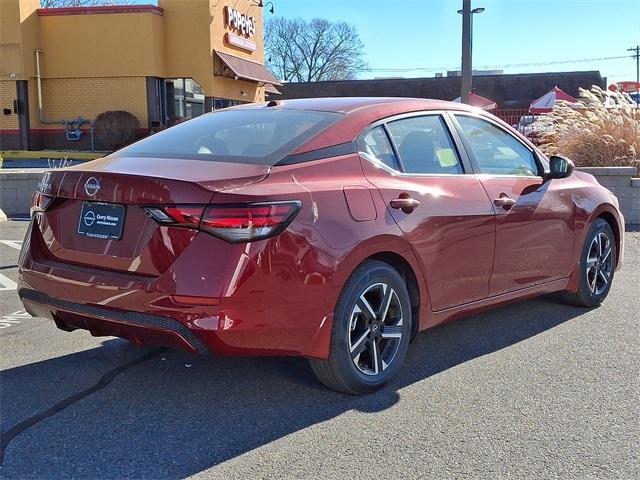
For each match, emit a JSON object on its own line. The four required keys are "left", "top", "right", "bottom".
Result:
{"left": 215, "top": 153, "right": 428, "bottom": 358}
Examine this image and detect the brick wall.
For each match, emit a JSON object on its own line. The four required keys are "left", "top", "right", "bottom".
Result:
{"left": 277, "top": 71, "right": 606, "bottom": 109}
{"left": 30, "top": 76, "right": 149, "bottom": 128}
{"left": 23, "top": 76, "right": 149, "bottom": 150}
{"left": 0, "top": 80, "right": 18, "bottom": 130}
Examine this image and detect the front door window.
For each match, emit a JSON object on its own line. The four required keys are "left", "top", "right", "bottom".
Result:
{"left": 455, "top": 115, "right": 539, "bottom": 176}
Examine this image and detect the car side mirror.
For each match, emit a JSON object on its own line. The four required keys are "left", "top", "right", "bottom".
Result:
{"left": 547, "top": 155, "right": 575, "bottom": 180}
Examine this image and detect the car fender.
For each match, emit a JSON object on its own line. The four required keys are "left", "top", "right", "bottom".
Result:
{"left": 565, "top": 200, "right": 624, "bottom": 292}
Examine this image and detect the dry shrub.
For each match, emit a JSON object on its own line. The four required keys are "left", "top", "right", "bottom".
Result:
{"left": 95, "top": 110, "right": 140, "bottom": 151}
{"left": 533, "top": 85, "right": 640, "bottom": 170}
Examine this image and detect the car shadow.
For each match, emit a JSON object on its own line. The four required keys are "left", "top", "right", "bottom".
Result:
{"left": 0, "top": 295, "right": 589, "bottom": 478}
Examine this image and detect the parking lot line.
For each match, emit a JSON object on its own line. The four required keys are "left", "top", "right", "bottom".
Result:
{"left": 0, "top": 309, "right": 29, "bottom": 329}
{"left": 0, "top": 272, "right": 17, "bottom": 291}
{"left": 0, "top": 240, "right": 23, "bottom": 251}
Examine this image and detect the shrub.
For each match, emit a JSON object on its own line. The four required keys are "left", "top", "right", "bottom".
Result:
{"left": 94, "top": 110, "right": 140, "bottom": 151}
{"left": 532, "top": 85, "right": 640, "bottom": 169}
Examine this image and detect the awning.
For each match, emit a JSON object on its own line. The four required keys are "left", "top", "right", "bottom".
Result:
{"left": 264, "top": 83, "right": 281, "bottom": 95}
{"left": 530, "top": 87, "right": 577, "bottom": 113}
{"left": 215, "top": 50, "right": 282, "bottom": 86}
{"left": 452, "top": 92, "right": 497, "bottom": 110}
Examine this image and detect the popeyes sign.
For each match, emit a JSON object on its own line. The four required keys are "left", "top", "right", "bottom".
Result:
{"left": 608, "top": 81, "right": 640, "bottom": 94}
{"left": 225, "top": 6, "right": 256, "bottom": 38}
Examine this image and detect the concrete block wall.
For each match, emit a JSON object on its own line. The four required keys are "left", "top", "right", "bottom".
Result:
{"left": 0, "top": 169, "right": 44, "bottom": 216}
{"left": 576, "top": 167, "right": 639, "bottom": 225}
{"left": 0, "top": 167, "right": 638, "bottom": 223}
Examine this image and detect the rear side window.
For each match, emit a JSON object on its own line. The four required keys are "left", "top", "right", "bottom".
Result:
{"left": 455, "top": 115, "right": 539, "bottom": 176}
{"left": 360, "top": 126, "right": 400, "bottom": 170}
{"left": 118, "top": 109, "right": 342, "bottom": 165}
{"left": 386, "top": 116, "right": 464, "bottom": 174}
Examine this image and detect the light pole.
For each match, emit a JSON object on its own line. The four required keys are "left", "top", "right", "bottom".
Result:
{"left": 628, "top": 45, "right": 640, "bottom": 85}
{"left": 458, "top": 1, "right": 484, "bottom": 104}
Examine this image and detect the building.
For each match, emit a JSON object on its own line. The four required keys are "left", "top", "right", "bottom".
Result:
{"left": 277, "top": 71, "right": 606, "bottom": 109}
{"left": 445, "top": 69, "right": 504, "bottom": 77}
{"left": 0, "top": 0, "right": 279, "bottom": 151}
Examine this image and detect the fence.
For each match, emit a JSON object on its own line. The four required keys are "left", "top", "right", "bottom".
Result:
{"left": 492, "top": 109, "right": 531, "bottom": 129}
{"left": 491, "top": 108, "right": 554, "bottom": 145}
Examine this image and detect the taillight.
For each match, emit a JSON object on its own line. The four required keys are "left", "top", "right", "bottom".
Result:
{"left": 30, "top": 192, "right": 56, "bottom": 216}
{"left": 145, "top": 201, "right": 302, "bottom": 243}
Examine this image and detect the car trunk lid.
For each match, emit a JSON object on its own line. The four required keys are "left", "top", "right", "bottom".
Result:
{"left": 32, "top": 157, "right": 269, "bottom": 276}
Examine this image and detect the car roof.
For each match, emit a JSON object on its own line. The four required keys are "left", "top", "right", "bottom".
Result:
{"left": 237, "top": 96, "right": 476, "bottom": 115}
{"left": 232, "top": 97, "right": 534, "bottom": 157}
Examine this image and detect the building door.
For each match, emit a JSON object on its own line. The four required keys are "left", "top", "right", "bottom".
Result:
{"left": 16, "top": 81, "right": 30, "bottom": 150}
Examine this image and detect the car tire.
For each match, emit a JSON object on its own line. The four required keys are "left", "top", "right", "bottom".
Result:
{"left": 309, "top": 260, "right": 413, "bottom": 395}
{"left": 559, "top": 218, "right": 616, "bottom": 307}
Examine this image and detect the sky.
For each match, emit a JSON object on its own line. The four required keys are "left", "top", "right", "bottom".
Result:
{"left": 139, "top": 0, "right": 640, "bottom": 84}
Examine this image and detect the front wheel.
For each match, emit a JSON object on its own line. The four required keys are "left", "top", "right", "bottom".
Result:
{"left": 309, "top": 261, "right": 412, "bottom": 395}
{"left": 560, "top": 218, "right": 616, "bottom": 307}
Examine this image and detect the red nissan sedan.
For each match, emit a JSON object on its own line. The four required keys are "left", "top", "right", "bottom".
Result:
{"left": 18, "top": 98, "right": 624, "bottom": 394}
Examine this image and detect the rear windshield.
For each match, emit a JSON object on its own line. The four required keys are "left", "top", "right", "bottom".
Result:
{"left": 118, "top": 109, "right": 342, "bottom": 165}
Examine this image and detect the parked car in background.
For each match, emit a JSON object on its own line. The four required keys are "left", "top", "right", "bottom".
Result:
{"left": 514, "top": 114, "right": 540, "bottom": 133}
{"left": 512, "top": 114, "right": 554, "bottom": 145}
{"left": 19, "top": 98, "right": 624, "bottom": 394}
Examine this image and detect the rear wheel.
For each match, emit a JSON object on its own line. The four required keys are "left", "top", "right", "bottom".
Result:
{"left": 560, "top": 218, "right": 616, "bottom": 307}
{"left": 310, "top": 261, "right": 412, "bottom": 395}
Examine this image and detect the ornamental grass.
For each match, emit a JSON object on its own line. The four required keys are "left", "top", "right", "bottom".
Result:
{"left": 533, "top": 85, "right": 640, "bottom": 170}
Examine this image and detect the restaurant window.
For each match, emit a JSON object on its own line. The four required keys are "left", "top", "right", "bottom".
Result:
{"left": 164, "top": 78, "right": 205, "bottom": 126}
{"left": 213, "top": 98, "right": 246, "bottom": 110}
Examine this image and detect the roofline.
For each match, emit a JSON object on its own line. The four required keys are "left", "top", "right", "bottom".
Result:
{"left": 279, "top": 70, "right": 604, "bottom": 86}
{"left": 37, "top": 5, "right": 164, "bottom": 16}
{"left": 235, "top": 97, "right": 480, "bottom": 115}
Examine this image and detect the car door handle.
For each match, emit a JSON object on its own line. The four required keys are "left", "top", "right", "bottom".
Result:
{"left": 390, "top": 197, "right": 421, "bottom": 213}
{"left": 493, "top": 195, "right": 516, "bottom": 210}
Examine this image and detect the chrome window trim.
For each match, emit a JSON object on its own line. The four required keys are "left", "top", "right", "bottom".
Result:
{"left": 359, "top": 151, "right": 475, "bottom": 178}
{"left": 475, "top": 173, "right": 544, "bottom": 180}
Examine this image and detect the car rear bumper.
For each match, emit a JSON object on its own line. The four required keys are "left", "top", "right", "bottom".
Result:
{"left": 18, "top": 221, "right": 339, "bottom": 359}
{"left": 20, "top": 288, "right": 209, "bottom": 354}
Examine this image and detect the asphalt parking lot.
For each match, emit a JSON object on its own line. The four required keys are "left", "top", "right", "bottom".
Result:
{"left": 0, "top": 219, "right": 638, "bottom": 479}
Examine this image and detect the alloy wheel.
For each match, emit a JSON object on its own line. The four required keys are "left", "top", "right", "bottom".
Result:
{"left": 348, "top": 282, "right": 403, "bottom": 376}
{"left": 585, "top": 232, "right": 613, "bottom": 296}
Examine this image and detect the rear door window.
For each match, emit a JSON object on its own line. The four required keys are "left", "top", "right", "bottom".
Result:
{"left": 118, "top": 109, "right": 342, "bottom": 165}
{"left": 386, "top": 115, "right": 464, "bottom": 174}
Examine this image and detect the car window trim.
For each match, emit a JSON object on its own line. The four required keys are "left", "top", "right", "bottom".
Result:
{"left": 356, "top": 110, "right": 473, "bottom": 177}
{"left": 448, "top": 111, "right": 544, "bottom": 177}
{"left": 381, "top": 123, "right": 404, "bottom": 171}
{"left": 356, "top": 124, "right": 403, "bottom": 171}
{"left": 278, "top": 141, "right": 357, "bottom": 166}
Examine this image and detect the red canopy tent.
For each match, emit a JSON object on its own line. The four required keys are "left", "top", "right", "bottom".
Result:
{"left": 529, "top": 87, "right": 577, "bottom": 113}
{"left": 452, "top": 92, "right": 498, "bottom": 110}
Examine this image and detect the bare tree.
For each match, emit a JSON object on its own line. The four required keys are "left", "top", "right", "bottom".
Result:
{"left": 265, "top": 17, "right": 367, "bottom": 82}
{"left": 40, "top": 0, "right": 132, "bottom": 7}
